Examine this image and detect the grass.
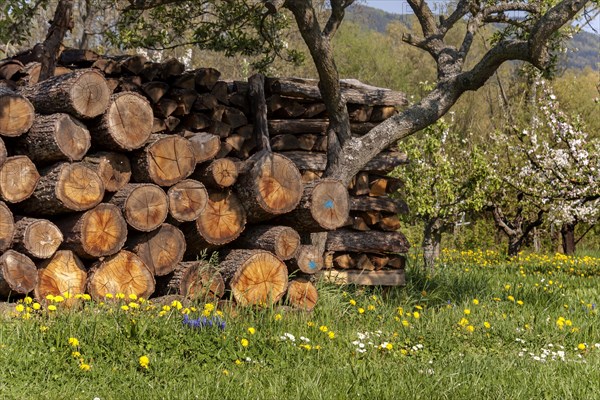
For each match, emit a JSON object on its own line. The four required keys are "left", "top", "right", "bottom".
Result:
{"left": 1, "top": 249, "right": 600, "bottom": 400}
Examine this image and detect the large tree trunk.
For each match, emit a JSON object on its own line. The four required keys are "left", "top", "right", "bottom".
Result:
{"left": 561, "top": 221, "right": 577, "bottom": 255}
{"left": 422, "top": 217, "right": 443, "bottom": 272}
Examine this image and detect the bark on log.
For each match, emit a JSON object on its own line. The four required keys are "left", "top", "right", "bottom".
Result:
{"left": 20, "top": 162, "right": 104, "bottom": 215}
{"left": 142, "top": 81, "right": 169, "bottom": 104}
{"left": 268, "top": 119, "right": 376, "bottom": 136}
{"left": 127, "top": 223, "right": 186, "bottom": 276}
{"left": 234, "top": 225, "right": 300, "bottom": 261}
{"left": 131, "top": 134, "right": 196, "bottom": 186}
{"left": 280, "top": 151, "right": 408, "bottom": 173}
{"left": 81, "top": 152, "right": 131, "bottom": 192}
{"left": 167, "top": 179, "right": 208, "bottom": 222}
{"left": 20, "top": 69, "right": 111, "bottom": 119}
{"left": 22, "top": 62, "right": 72, "bottom": 86}
{"left": 90, "top": 92, "right": 153, "bottom": 151}
{"left": 321, "top": 270, "right": 405, "bottom": 286}
{"left": 16, "top": 113, "right": 90, "bottom": 164}
{"left": 236, "top": 152, "right": 303, "bottom": 222}
{"left": 268, "top": 77, "right": 407, "bottom": 106}
{"left": 285, "top": 278, "right": 318, "bottom": 311}
{"left": 0, "top": 156, "right": 40, "bottom": 203}
{"left": 107, "top": 183, "right": 168, "bottom": 232}
{"left": 0, "top": 86, "right": 35, "bottom": 137}
{"left": 276, "top": 179, "right": 349, "bottom": 232}
{"left": 219, "top": 249, "right": 288, "bottom": 306}
{"left": 13, "top": 217, "right": 63, "bottom": 259}
{"left": 56, "top": 203, "right": 127, "bottom": 259}
{"left": 326, "top": 230, "right": 410, "bottom": 254}
{"left": 35, "top": 250, "right": 87, "bottom": 302}
{"left": 195, "top": 68, "right": 221, "bottom": 91}
{"left": 0, "top": 137, "right": 6, "bottom": 167}
{"left": 288, "top": 245, "right": 324, "bottom": 274}
{"left": 0, "top": 201, "right": 15, "bottom": 252}
{"left": 194, "top": 158, "right": 239, "bottom": 189}
{"left": 350, "top": 196, "right": 409, "bottom": 214}
{"left": 87, "top": 250, "right": 155, "bottom": 301}
{"left": 183, "top": 190, "right": 247, "bottom": 252}
{"left": 155, "top": 260, "right": 225, "bottom": 300}
{"left": 0, "top": 250, "right": 37, "bottom": 297}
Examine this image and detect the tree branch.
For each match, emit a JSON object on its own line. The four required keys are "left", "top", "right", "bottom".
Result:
{"left": 323, "top": 0, "right": 355, "bottom": 39}
{"left": 406, "top": 0, "right": 438, "bottom": 37}
{"left": 529, "top": 0, "right": 588, "bottom": 68}
{"left": 492, "top": 205, "right": 517, "bottom": 237}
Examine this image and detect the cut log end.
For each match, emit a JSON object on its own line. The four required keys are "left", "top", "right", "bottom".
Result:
{"left": 196, "top": 191, "right": 246, "bottom": 245}
{"left": 56, "top": 163, "right": 105, "bottom": 211}
{"left": 129, "top": 224, "right": 186, "bottom": 276}
{"left": 167, "top": 179, "right": 208, "bottom": 222}
{"left": 162, "top": 261, "right": 226, "bottom": 300}
{"left": 203, "top": 158, "right": 238, "bottom": 188}
{"left": 35, "top": 250, "right": 87, "bottom": 301}
{"left": 69, "top": 70, "right": 112, "bottom": 118}
{"left": 224, "top": 250, "right": 288, "bottom": 306}
{"left": 105, "top": 92, "right": 154, "bottom": 150}
{"left": 255, "top": 153, "right": 303, "bottom": 214}
{"left": 0, "top": 201, "right": 15, "bottom": 252}
{"left": 84, "top": 152, "right": 131, "bottom": 192}
{"left": 0, "top": 89, "right": 35, "bottom": 137}
{"left": 0, "top": 156, "right": 40, "bottom": 203}
{"left": 145, "top": 135, "right": 196, "bottom": 186}
{"left": 123, "top": 184, "right": 168, "bottom": 231}
{"left": 53, "top": 114, "right": 91, "bottom": 161}
{"left": 79, "top": 203, "right": 128, "bottom": 257}
{"left": 0, "top": 250, "right": 38, "bottom": 296}
{"left": 286, "top": 279, "right": 318, "bottom": 311}
{"left": 309, "top": 179, "right": 349, "bottom": 230}
{"left": 15, "top": 217, "right": 63, "bottom": 259}
{"left": 87, "top": 250, "right": 155, "bottom": 300}
{"left": 293, "top": 245, "right": 324, "bottom": 274}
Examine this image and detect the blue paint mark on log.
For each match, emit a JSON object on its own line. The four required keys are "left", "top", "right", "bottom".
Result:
{"left": 324, "top": 200, "right": 334, "bottom": 209}
{"left": 308, "top": 260, "right": 317, "bottom": 269}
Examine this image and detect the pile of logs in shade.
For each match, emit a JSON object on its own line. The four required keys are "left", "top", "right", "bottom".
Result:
{"left": 0, "top": 49, "right": 410, "bottom": 312}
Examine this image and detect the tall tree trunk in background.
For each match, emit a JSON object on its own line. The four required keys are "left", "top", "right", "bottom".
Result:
{"left": 561, "top": 221, "right": 577, "bottom": 255}
{"left": 491, "top": 205, "right": 544, "bottom": 258}
{"left": 422, "top": 217, "right": 443, "bottom": 273}
{"left": 39, "top": 0, "right": 74, "bottom": 81}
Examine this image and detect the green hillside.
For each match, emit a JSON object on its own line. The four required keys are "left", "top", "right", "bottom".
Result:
{"left": 346, "top": 4, "right": 599, "bottom": 71}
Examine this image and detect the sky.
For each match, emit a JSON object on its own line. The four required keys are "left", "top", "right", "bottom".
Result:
{"left": 364, "top": 0, "right": 600, "bottom": 34}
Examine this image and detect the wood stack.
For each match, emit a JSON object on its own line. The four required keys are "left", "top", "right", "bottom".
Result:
{"left": 0, "top": 49, "right": 410, "bottom": 311}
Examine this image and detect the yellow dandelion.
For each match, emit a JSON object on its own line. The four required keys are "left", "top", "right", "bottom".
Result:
{"left": 466, "top": 325, "right": 475, "bottom": 333}
{"left": 464, "top": 309, "right": 471, "bottom": 315}
{"left": 358, "top": 308, "right": 365, "bottom": 314}
{"left": 139, "top": 355, "right": 150, "bottom": 369}
{"left": 349, "top": 299, "right": 356, "bottom": 306}
{"left": 507, "top": 295, "right": 515, "bottom": 302}
{"left": 115, "top": 293, "right": 125, "bottom": 299}
{"left": 274, "top": 313, "right": 282, "bottom": 321}
{"left": 385, "top": 343, "right": 393, "bottom": 350}
{"left": 15, "top": 304, "right": 24, "bottom": 313}
{"left": 72, "top": 351, "right": 81, "bottom": 358}
{"left": 241, "top": 338, "right": 249, "bottom": 347}
{"left": 68, "top": 337, "right": 80, "bottom": 347}
{"left": 79, "top": 363, "right": 91, "bottom": 371}
{"left": 319, "top": 325, "right": 328, "bottom": 332}
{"left": 121, "top": 305, "right": 129, "bottom": 311}
{"left": 104, "top": 293, "right": 113, "bottom": 299}
{"left": 247, "top": 327, "right": 256, "bottom": 335}
{"left": 517, "top": 300, "right": 524, "bottom": 306}
{"left": 413, "top": 311, "right": 420, "bottom": 319}
{"left": 328, "top": 331, "right": 335, "bottom": 339}
{"left": 367, "top": 305, "right": 376, "bottom": 311}
{"left": 32, "top": 302, "right": 41, "bottom": 310}
{"left": 402, "top": 320, "right": 410, "bottom": 327}
{"left": 483, "top": 322, "right": 491, "bottom": 329}
{"left": 578, "top": 343, "right": 586, "bottom": 351}
{"left": 222, "top": 369, "right": 229, "bottom": 376}
{"left": 473, "top": 299, "right": 479, "bottom": 305}
{"left": 48, "top": 305, "right": 57, "bottom": 311}
{"left": 235, "top": 359, "right": 242, "bottom": 365}
{"left": 24, "top": 296, "right": 33, "bottom": 304}
{"left": 307, "top": 321, "right": 315, "bottom": 327}
{"left": 203, "top": 303, "right": 215, "bottom": 312}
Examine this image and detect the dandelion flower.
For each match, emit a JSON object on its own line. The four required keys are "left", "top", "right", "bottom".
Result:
{"left": 483, "top": 322, "right": 491, "bottom": 329}
{"left": 104, "top": 293, "right": 113, "bottom": 299}
{"left": 139, "top": 355, "right": 150, "bottom": 369}
{"left": 247, "top": 327, "right": 256, "bottom": 335}
{"left": 24, "top": 297, "right": 33, "bottom": 304}
{"left": 349, "top": 299, "right": 356, "bottom": 306}
{"left": 367, "top": 305, "right": 376, "bottom": 311}
{"left": 79, "top": 363, "right": 91, "bottom": 371}
{"left": 319, "top": 325, "right": 328, "bottom": 332}
{"left": 54, "top": 295, "right": 65, "bottom": 303}
{"left": 82, "top": 294, "right": 92, "bottom": 301}
{"left": 48, "top": 305, "right": 57, "bottom": 311}
{"left": 274, "top": 313, "right": 282, "bottom": 321}
{"left": 473, "top": 299, "right": 479, "bottom": 305}
{"left": 517, "top": 300, "right": 524, "bottom": 306}
{"left": 32, "top": 303, "right": 41, "bottom": 311}
{"left": 413, "top": 311, "right": 420, "bottom": 319}
{"left": 507, "top": 295, "right": 515, "bottom": 302}
{"left": 466, "top": 325, "right": 475, "bottom": 333}
{"left": 578, "top": 343, "right": 586, "bottom": 351}
{"left": 72, "top": 351, "right": 81, "bottom": 358}
{"left": 358, "top": 308, "right": 365, "bottom": 314}
{"left": 464, "top": 309, "right": 471, "bottom": 315}
{"left": 222, "top": 369, "right": 229, "bottom": 376}
{"left": 241, "top": 338, "right": 249, "bottom": 347}
{"left": 128, "top": 294, "right": 138, "bottom": 301}
{"left": 402, "top": 320, "right": 410, "bottom": 327}
{"left": 68, "top": 337, "right": 80, "bottom": 347}
{"left": 15, "top": 304, "right": 24, "bottom": 313}
{"left": 328, "top": 331, "right": 335, "bottom": 339}
{"left": 115, "top": 293, "right": 125, "bottom": 299}
{"left": 121, "top": 305, "right": 129, "bottom": 311}
{"left": 307, "top": 321, "right": 315, "bottom": 327}
{"left": 235, "top": 359, "right": 242, "bottom": 365}
{"left": 128, "top": 302, "right": 139, "bottom": 309}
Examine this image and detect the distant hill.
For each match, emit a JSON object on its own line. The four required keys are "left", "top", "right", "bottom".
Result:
{"left": 346, "top": 4, "right": 599, "bottom": 71}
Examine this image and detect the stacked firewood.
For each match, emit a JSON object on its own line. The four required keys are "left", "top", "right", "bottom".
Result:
{"left": 0, "top": 49, "right": 409, "bottom": 311}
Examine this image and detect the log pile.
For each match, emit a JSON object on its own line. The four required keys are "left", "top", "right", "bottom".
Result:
{"left": 0, "top": 49, "right": 410, "bottom": 310}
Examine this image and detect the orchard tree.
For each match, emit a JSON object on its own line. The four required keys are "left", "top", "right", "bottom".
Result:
{"left": 393, "top": 116, "right": 490, "bottom": 270}
{"left": 493, "top": 80, "right": 600, "bottom": 255}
